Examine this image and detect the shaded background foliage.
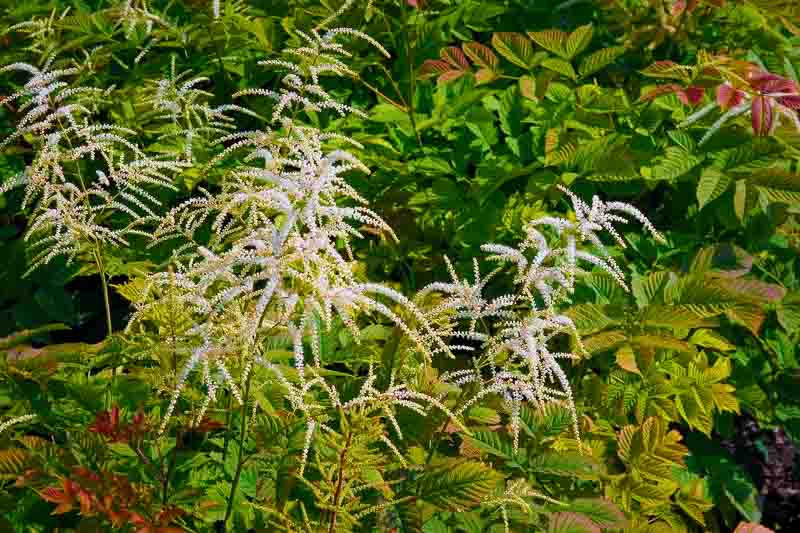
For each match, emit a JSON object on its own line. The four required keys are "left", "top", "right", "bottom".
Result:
{"left": 1, "top": 0, "right": 800, "bottom": 531}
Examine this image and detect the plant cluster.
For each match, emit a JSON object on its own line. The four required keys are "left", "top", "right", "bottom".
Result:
{"left": 1, "top": 0, "right": 799, "bottom": 532}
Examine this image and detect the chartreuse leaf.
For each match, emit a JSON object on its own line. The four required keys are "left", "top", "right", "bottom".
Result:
{"left": 464, "top": 430, "right": 515, "bottom": 459}
{"left": 417, "top": 458, "right": 503, "bottom": 511}
{"left": 527, "top": 29, "right": 568, "bottom": 58}
{"left": 578, "top": 47, "right": 626, "bottom": 77}
{"left": 697, "top": 167, "right": 732, "bottom": 208}
{"left": 547, "top": 512, "right": 597, "bottom": 533}
{"left": 615, "top": 345, "right": 641, "bottom": 375}
{"left": 542, "top": 58, "right": 577, "bottom": 81}
{"left": 529, "top": 452, "right": 600, "bottom": 479}
{"left": 492, "top": 32, "right": 535, "bottom": 69}
{"left": 564, "top": 24, "right": 593, "bottom": 59}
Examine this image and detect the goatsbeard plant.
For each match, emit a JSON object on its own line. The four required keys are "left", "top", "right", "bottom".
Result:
{"left": 2, "top": 10, "right": 665, "bottom": 532}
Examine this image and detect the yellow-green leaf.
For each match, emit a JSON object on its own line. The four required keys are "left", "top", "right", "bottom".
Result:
{"left": 565, "top": 24, "right": 593, "bottom": 59}
{"left": 615, "top": 345, "right": 641, "bottom": 375}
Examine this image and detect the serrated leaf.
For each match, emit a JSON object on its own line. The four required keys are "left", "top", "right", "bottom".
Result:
{"left": 462, "top": 42, "right": 498, "bottom": 70}
{"left": 615, "top": 345, "right": 641, "bottom": 375}
{"left": 491, "top": 32, "right": 535, "bottom": 69}
{"left": 464, "top": 430, "right": 515, "bottom": 459}
{"left": 466, "top": 407, "right": 500, "bottom": 425}
{"left": 640, "top": 60, "right": 693, "bottom": 81}
{"left": 528, "top": 29, "right": 568, "bottom": 59}
{"left": 417, "top": 458, "right": 503, "bottom": 511}
{"left": 649, "top": 147, "right": 704, "bottom": 181}
{"left": 734, "top": 523, "right": 774, "bottom": 533}
{"left": 565, "top": 24, "right": 593, "bottom": 59}
{"left": 724, "top": 304, "right": 766, "bottom": 335}
{"left": 565, "top": 499, "right": 627, "bottom": 529}
{"left": 578, "top": 46, "right": 626, "bottom": 78}
{"left": 548, "top": 512, "right": 600, "bottom": 533}
{"left": 530, "top": 452, "right": 600, "bottom": 479}
{"left": 746, "top": 168, "right": 800, "bottom": 205}
{"left": 697, "top": 168, "right": 731, "bottom": 208}
{"left": 0, "top": 449, "right": 28, "bottom": 475}
{"left": 519, "top": 404, "right": 573, "bottom": 438}
{"left": 420, "top": 59, "right": 452, "bottom": 78}
{"left": 711, "top": 383, "right": 740, "bottom": 413}
{"left": 519, "top": 75, "right": 537, "bottom": 100}
{"left": 583, "top": 330, "right": 627, "bottom": 354}
{"left": 475, "top": 68, "right": 498, "bottom": 84}
{"left": 689, "top": 329, "right": 735, "bottom": 351}
{"left": 441, "top": 46, "right": 470, "bottom": 70}
{"left": 542, "top": 58, "right": 577, "bottom": 80}
{"left": 734, "top": 179, "right": 748, "bottom": 221}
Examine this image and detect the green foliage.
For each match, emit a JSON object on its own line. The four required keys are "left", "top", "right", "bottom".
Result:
{"left": 1, "top": 0, "right": 799, "bottom": 531}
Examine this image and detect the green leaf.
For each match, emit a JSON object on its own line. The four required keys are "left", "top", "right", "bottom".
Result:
{"left": 615, "top": 345, "right": 641, "bottom": 376}
{"left": 734, "top": 179, "right": 748, "bottom": 221}
{"left": 519, "top": 76, "right": 537, "bottom": 100}
{"left": 578, "top": 47, "right": 626, "bottom": 78}
{"left": 417, "top": 458, "right": 503, "bottom": 511}
{"left": 527, "top": 29, "right": 568, "bottom": 59}
{"left": 542, "top": 58, "right": 577, "bottom": 80}
{"left": 565, "top": 24, "right": 593, "bottom": 59}
{"left": 108, "top": 442, "right": 138, "bottom": 458}
{"left": 689, "top": 329, "right": 735, "bottom": 351}
{"left": 746, "top": 168, "right": 800, "bottom": 205}
{"left": 564, "top": 499, "right": 627, "bottom": 529}
{"left": 648, "top": 147, "right": 704, "bottom": 181}
{"left": 697, "top": 168, "right": 731, "bottom": 208}
{"left": 462, "top": 42, "right": 499, "bottom": 70}
{"left": 529, "top": 452, "right": 600, "bottom": 479}
{"left": 498, "top": 86, "right": 524, "bottom": 138}
{"left": 519, "top": 404, "right": 573, "bottom": 438}
{"left": 548, "top": 512, "right": 599, "bottom": 533}
{"left": 464, "top": 431, "right": 515, "bottom": 459}
{"left": 491, "top": 32, "right": 535, "bottom": 69}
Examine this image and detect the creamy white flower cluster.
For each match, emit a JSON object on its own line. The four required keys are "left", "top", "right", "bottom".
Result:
{"left": 0, "top": 59, "right": 184, "bottom": 274}
{"left": 426, "top": 187, "right": 665, "bottom": 451}
{"left": 126, "top": 28, "right": 455, "bottom": 472}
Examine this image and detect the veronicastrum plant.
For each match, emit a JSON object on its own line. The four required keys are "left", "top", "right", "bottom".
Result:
{"left": 1, "top": 5, "right": 667, "bottom": 532}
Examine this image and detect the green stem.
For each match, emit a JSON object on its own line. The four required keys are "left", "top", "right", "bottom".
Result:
{"left": 222, "top": 367, "right": 254, "bottom": 529}
{"left": 327, "top": 428, "right": 353, "bottom": 533}
{"left": 400, "top": 1, "right": 422, "bottom": 147}
{"left": 95, "top": 247, "right": 113, "bottom": 339}
{"left": 221, "top": 392, "right": 234, "bottom": 462}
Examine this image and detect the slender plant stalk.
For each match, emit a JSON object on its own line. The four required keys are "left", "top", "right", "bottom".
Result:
{"left": 327, "top": 428, "right": 353, "bottom": 533}
{"left": 221, "top": 392, "right": 234, "bottom": 462}
{"left": 400, "top": 0, "right": 422, "bottom": 147}
{"left": 222, "top": 365, "right": 254, "bottom": 529}
{"left": 162, "top": 427, "right": 181, "bottom": 505}
{"left": 94, "top": 246, "right": 113, "bottom": 339}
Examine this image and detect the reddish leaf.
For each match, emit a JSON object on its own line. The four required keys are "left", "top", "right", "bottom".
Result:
{"left": 437, "top": 70, "right": 467, "bottom": 84}
{"left": 748, "top": 70, "right": 798, "bottom": 94}
{"left": 420, "top": 59, "right": 451, "bottom": 77}
{"left": 640, "top": 83, "right": 682, "bottom": 101}
{"left": 671, "top": 0, "right": 686, "bottom": 15}
{"left": 462, "top": 42, "right": 498, "bottom": 70}
{"left": 193, "top": 416, "right": 224, "bottom": 433}
{"left": 734, "top": 523, "right": 774, "bottom": 533}
{"left": 752, "top": 95, "right": 773, "bottom": 135}
{"left": 548, "top": 511, "right": 600, "bottom": 533}
{"left": 640, "top": 60, "right": 691, "bottom": 81}
{"left": 440, "top": 46, "right": 470, "bottom": 70}
{"left": 679, "top": 86, "right": 705, "bottom": 105}
{"left": 474, "top": 68, "right": 497, "bottom": 84}
{"left": 778, "top": 95, "right": 800, "bottom": 109}
{"left": 716, "top": 83, "right": 745, "bottom": 110}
